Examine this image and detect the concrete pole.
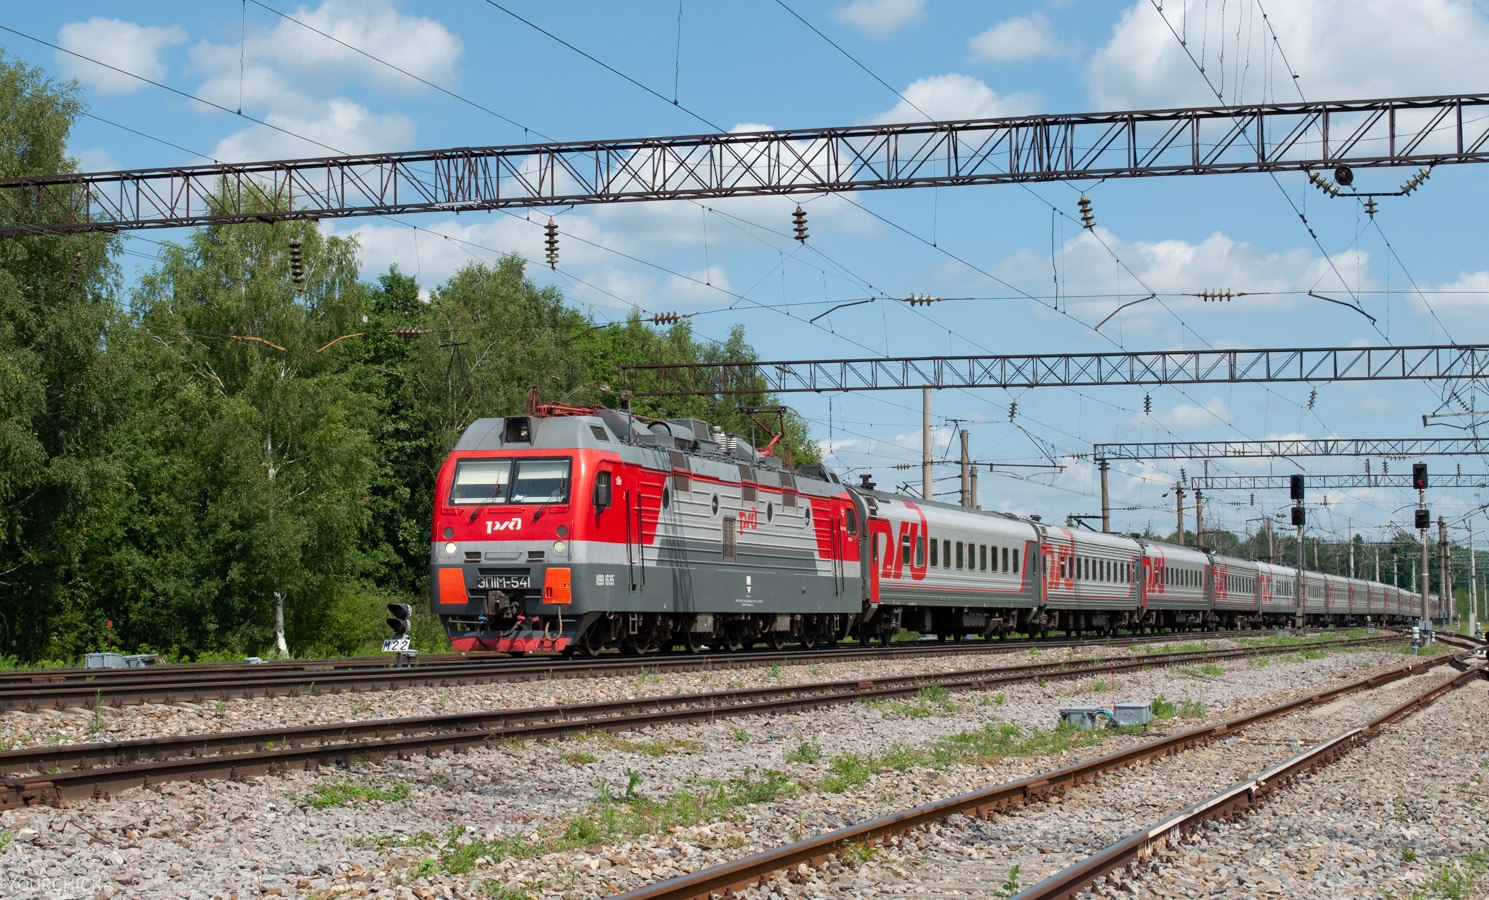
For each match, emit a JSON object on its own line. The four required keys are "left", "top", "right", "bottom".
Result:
{"left": 1099, "top": 458, "right": 1110, "bottom": 533}
{"left": 1348, "top": 518, "right": 1354, "bottom": 578}
{"left": 1266, "top": 518, "right": 1274, "bottom": 562}
{"left": 921, "top": 387, "right": 932, "bottom": 502}
{"left": 959, "top": 428, "right": 970, "bottom": 508}
{"left": 1469, "top": 520, "right": 1477, "bottom": 637}
{"left": 970, "top": 464, "right": 978, "bottom": 510}
{"left": 1195, "top": 490, "right": 1205, "bottom": 548}
{"left": 1296, "top": 514, "right": 1306, "bottom": 629}
{"left": 1374, "top": 546, "right": 1380, "bottom": 583}
{"left": 1176, "top": 483, "right": 1186, "bottom": 546}
{"left": 1439, "top": 516, "right": 1451, "bottom": 624}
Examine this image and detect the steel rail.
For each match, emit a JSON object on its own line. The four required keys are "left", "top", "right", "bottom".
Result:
{"left": 1015, "top": 664, "right": 1486, "bottom": 899}
{"left": 0, "top": 636, "right": 1398, "bottom": 809}
{"left": 0, "top": 628, "right": 1303, "bottom": 710}
{"left": 611, "top": 651, "right": 1461, "bottom": 900}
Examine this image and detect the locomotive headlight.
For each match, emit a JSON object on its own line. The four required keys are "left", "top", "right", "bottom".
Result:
{"left": 443, "top": 541, "right": 457, "bottom": 555}
{"left": 552, "top": 540, "right": 568, "bottom": 554}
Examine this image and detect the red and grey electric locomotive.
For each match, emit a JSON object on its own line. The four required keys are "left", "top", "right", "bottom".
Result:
{"left": 429, "top": 405, "right": 1414, "bottom": 654}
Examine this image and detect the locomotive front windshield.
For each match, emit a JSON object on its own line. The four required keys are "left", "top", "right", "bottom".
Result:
{"left": 449, "top": 458, "right": 571, "bottom": 505}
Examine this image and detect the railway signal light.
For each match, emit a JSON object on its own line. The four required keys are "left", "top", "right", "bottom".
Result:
{"left": 1291, "top": 505, "right": 1305, "bottom": 527}
{"left": 544, "top": 219, "right": 559, "bottom": 269}
{"left": 792, "top": 206, "right": 808, "bottom": 243}
{"left": 1412, "top": 462, "right": 1428, "bottom": 490}
{"left": 1415, "top": 508, "right": 1431, "bottom": 530}
{"left": 1289, "top": 474, "right": 1305, "bottom": 501}
{"left": 386, "top": 603, "right": 412, "bottom": 637}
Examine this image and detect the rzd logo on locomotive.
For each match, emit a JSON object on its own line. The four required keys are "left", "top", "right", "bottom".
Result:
{"left": 485, "top": 516, "right": 523, "bottom": 535}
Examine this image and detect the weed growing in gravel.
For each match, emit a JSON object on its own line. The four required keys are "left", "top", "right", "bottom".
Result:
{"left": 883, "top": 684, "right": 959, "bottom": 718}
{"left": 840, "top": 841, "right": 883, "bottom": 863}
{"left": 993, "top": 864, "right": 1021, "bottom": 898}
{"left": 1249, "top": 657, "right": 1271, "bottom": 668}
{"left": 731, "top": 727, "right": 749, "bottom": 742}
{"left": 88, "top": 692, "right": 104, "bottom": 736}
{"left": 577, "top": 731, "right": 704, "bottom": 757}
{"left": 214, "top": 699, "right": 226, "bottom": 718}
{"left": 420, "top": 771, "right": 797, "bottom": 874}
{"left": 1151, "top": 696, "right": 1205, "bottom": 719}
{"left": 1298, "top": 648, "right": 1327, "bottom": 661}
{"left": 0, "top": 830, "right": 12, "bottom": 853}
{"left": 480, "top": 882, "right": 534, "bottom": 899}
{"left": 563, "top": 750, "right": 597, "bottom": 765}
{"left": 1419, "top": 851, "right": 1489, "bottom": 900}
{"left": 1147, "top": 643, "right": 1208, "bottom": 656}
{"left": 1402, "top": 846, "right": 1418, "bottom": 863}
{"left": 817, "top": 722, "right": 1106, "bottom": 792}
{"left": 764, "top": 664, "right": 783, "bottom": 681}
{"left": 305, "top": 780, "right": 410, "bottom": 809}
{"left": 350, "top": 830, "right": 436, "bottom": 851}
{"left": 785, "top": 738, "right": 822, "bottom": 763}
{"left": 1088, "top": 679, "right": 1114, "bottom": 692}
{"left": 632, "top": 669, "right": 661, "bottom": 688}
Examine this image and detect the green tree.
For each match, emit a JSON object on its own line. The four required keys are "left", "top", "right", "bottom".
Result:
{"left": 94, "top": 213, "right": 375, "bottom": 657}
{"left": 0, "top": 53, "right": 120, "bottom": 659}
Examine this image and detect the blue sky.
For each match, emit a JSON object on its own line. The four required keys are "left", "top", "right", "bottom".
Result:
{"left": 5, "top": 0, "right": 1489, "bottom": 557}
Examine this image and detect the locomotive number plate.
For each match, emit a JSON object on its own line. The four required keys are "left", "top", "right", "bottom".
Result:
{"left": 477, "top": 574, "right": 531, "bottom": 590}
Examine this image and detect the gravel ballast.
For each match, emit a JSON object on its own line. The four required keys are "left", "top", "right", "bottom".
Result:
{"left": 0, "top": 640, "right": 1456, "bottom": 898}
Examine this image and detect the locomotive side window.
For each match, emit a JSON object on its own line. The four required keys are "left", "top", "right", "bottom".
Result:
{"left": 845, "top": 507, "right": 858, "bottom": 535}
{"left": 914, "top": 535, "right": 925, "bottom": 568}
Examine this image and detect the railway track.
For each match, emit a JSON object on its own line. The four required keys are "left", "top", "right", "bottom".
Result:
{"left": 0, "top": 628, "right": 1344, "bottom": 711}
{"left": 0, "top": 634, "right": 1400, "bottom": 810}
{"left": 609, "top": 649, "right": 1481, "bottom": 900}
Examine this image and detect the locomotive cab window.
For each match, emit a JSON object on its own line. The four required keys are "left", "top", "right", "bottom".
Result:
{"left": 844, "top": 507, "right": 858, "bottom": 535}
{"left": 450, "top": 457, "right": 571, "bottom": 505}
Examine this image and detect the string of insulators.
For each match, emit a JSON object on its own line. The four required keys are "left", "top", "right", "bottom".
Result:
{"left": 1191, "top": 289, "right": 1245, "bottom": 302}
{"left": 289, "top": 238, "right": 305, "bottom": 293}
{"left": 648, "top": 311, "right": 692, "bottom": 325}
{"left": 543, "top": 219, "right": 559, "bottom": 269}
{"left": 68, "top": 249, "right": 83, "bottom": 287}
{"left": 1249, "top": 493, "right": 1255, "bottom": 506}
{"left": 1142, "top": 393, "right": 1152, "bottom": 414}
{"left": 1307, "top": 170, "right": 1339, "bottom": 198}
{"left": 388, "top": 326, "right": 434, "bottom": 338}
{"left": 791, "top": 206, "right": 808, "bottom": 243}
{"left": 1457, "top": 462, "right": 1463, "bottom": 477}
{"left": 1363, "top": 198, "right": 1378, "bottom": 218}
{"left": 1364, "top": 459, "right": 1371, "bottom": 475}
{"left": 1382, "top": 460, "right": 1389, "bottom": 475}
{"left": 1400, "top": 167, "right": 1431, "bottom": 195}
{"left": 1308, "top": 388, "right": 1317, "bottom": 409}
{"left": 901, "top": 293, "right": 944, "bottom": 306}
{"left": 1008, "top": 400, "right": 1017, "bottom": 421}
{"left": 1179, "top": 466, "right": 1187, "bottom": 483}
{"left": 1077, "top": 195, "right": 1095, "bottom": 230}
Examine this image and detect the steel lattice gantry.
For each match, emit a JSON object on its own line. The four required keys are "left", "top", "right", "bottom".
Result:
{"left": 1191, "top": 473, "right": 1489, "bottom": 490}
{"left": 620, "top": 343, "right": 1489, "bottom": 396}
{"left": 4, "top": 93, "right": 1489, "bottom": 235}
{"left": 1092, "top": 437, "right": 1489, "bottom": 461}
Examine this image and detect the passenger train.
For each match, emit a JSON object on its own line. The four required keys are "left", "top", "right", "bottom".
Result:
{"left": 429, "top": 405, "right": 1418, "bottom": 654}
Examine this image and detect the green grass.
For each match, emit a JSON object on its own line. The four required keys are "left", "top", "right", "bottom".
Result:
{"left": 1151, "top": 695, "right": 1206, "bottom": 720}
{"left": 1180, "top": 663, "right": 1225, "bottom": 677}
{"left": 840, "top": 841, "right": 883, "bottom": 863}
{"left": 0, "top": 830, "right": 12, "bottom": 853}
{"left": 785, "top": 738, "right": 822, "bottom": 763}
{"left": 1415, "top": 851, "right": 1489, "bottom": 900}
{"left": 563, "top": 749, "right": 597, "bottom": 765}
{"left": 881, "top": 684, "right": 958, "bottom": 719}
{"left": 305, "top": 779, "right": 410, "bottom": 809}
{"left": 419, "top": 771, "right": 797, "bottom": 875}
{"left": 819, "top": 722, "right": 1107, "bottom": 793}
{"left": 731, "top": 727, "right": 749, "bottom": 743}
{"left": 350, "top": 830, "right": 437, "bottom": 851}
{"left": 576, "top": 731, "right": 704, "bottom": 757}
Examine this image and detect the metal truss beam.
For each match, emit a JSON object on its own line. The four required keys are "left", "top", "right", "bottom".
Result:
{"left": 1094, "top": 437, "right": 1489, "bottom": 461}
{"left": 1191, "top": 474, "right": 1489, "bottom": 491}
{"left": 621, "top": 343, "right": 1489, "bottom": 396}
{"left": 4, "top": 93, "right": 1489, "bottom": 235}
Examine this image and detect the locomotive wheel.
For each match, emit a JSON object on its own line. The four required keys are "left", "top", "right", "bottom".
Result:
{"left": 683, "top": 631, "right": 708, "bottom": 653}
{"left": 764, "top": 631, "right": 787, "bottom": 651}
{"left": 951, "top": 632, "right": 965, "bottom": 643}
{"left": 577, "top": 639, "right": 602, "bottom": 658}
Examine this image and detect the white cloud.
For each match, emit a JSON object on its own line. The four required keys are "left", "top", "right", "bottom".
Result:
{"left": 56, "top": 18, "right": 187, "bottom": 94}
{"left": 1150, "top": 396, "right": 1231, "bottom": 431}
{"left": 1088, "top": 0, "right": 1489, "bottom": 109}
{"left": 968, "top": 13, "right": 1061, "bottom": 62}
{"left": 69, "top": 147, "right": 120, "bottom": 173}
{"left": 662, "top": 266, "right": 735, "bottom": 308}
{"left": 990, "top": 228, "right": 1372, "bottom": 326}
{"left": 831, "top": 0, "right": 926, "bottom": 38}
{"left": 1415, "top": 270, "right": 1489, "bottom": 339}
{"left": 191, "top": 0, "right": 460, "bottom": 93}
{"left": 868, "top": 74, "right": 1041, "bottom": 124}
{"left": 211, "top": 98, "right": 415, "bottom": 160}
